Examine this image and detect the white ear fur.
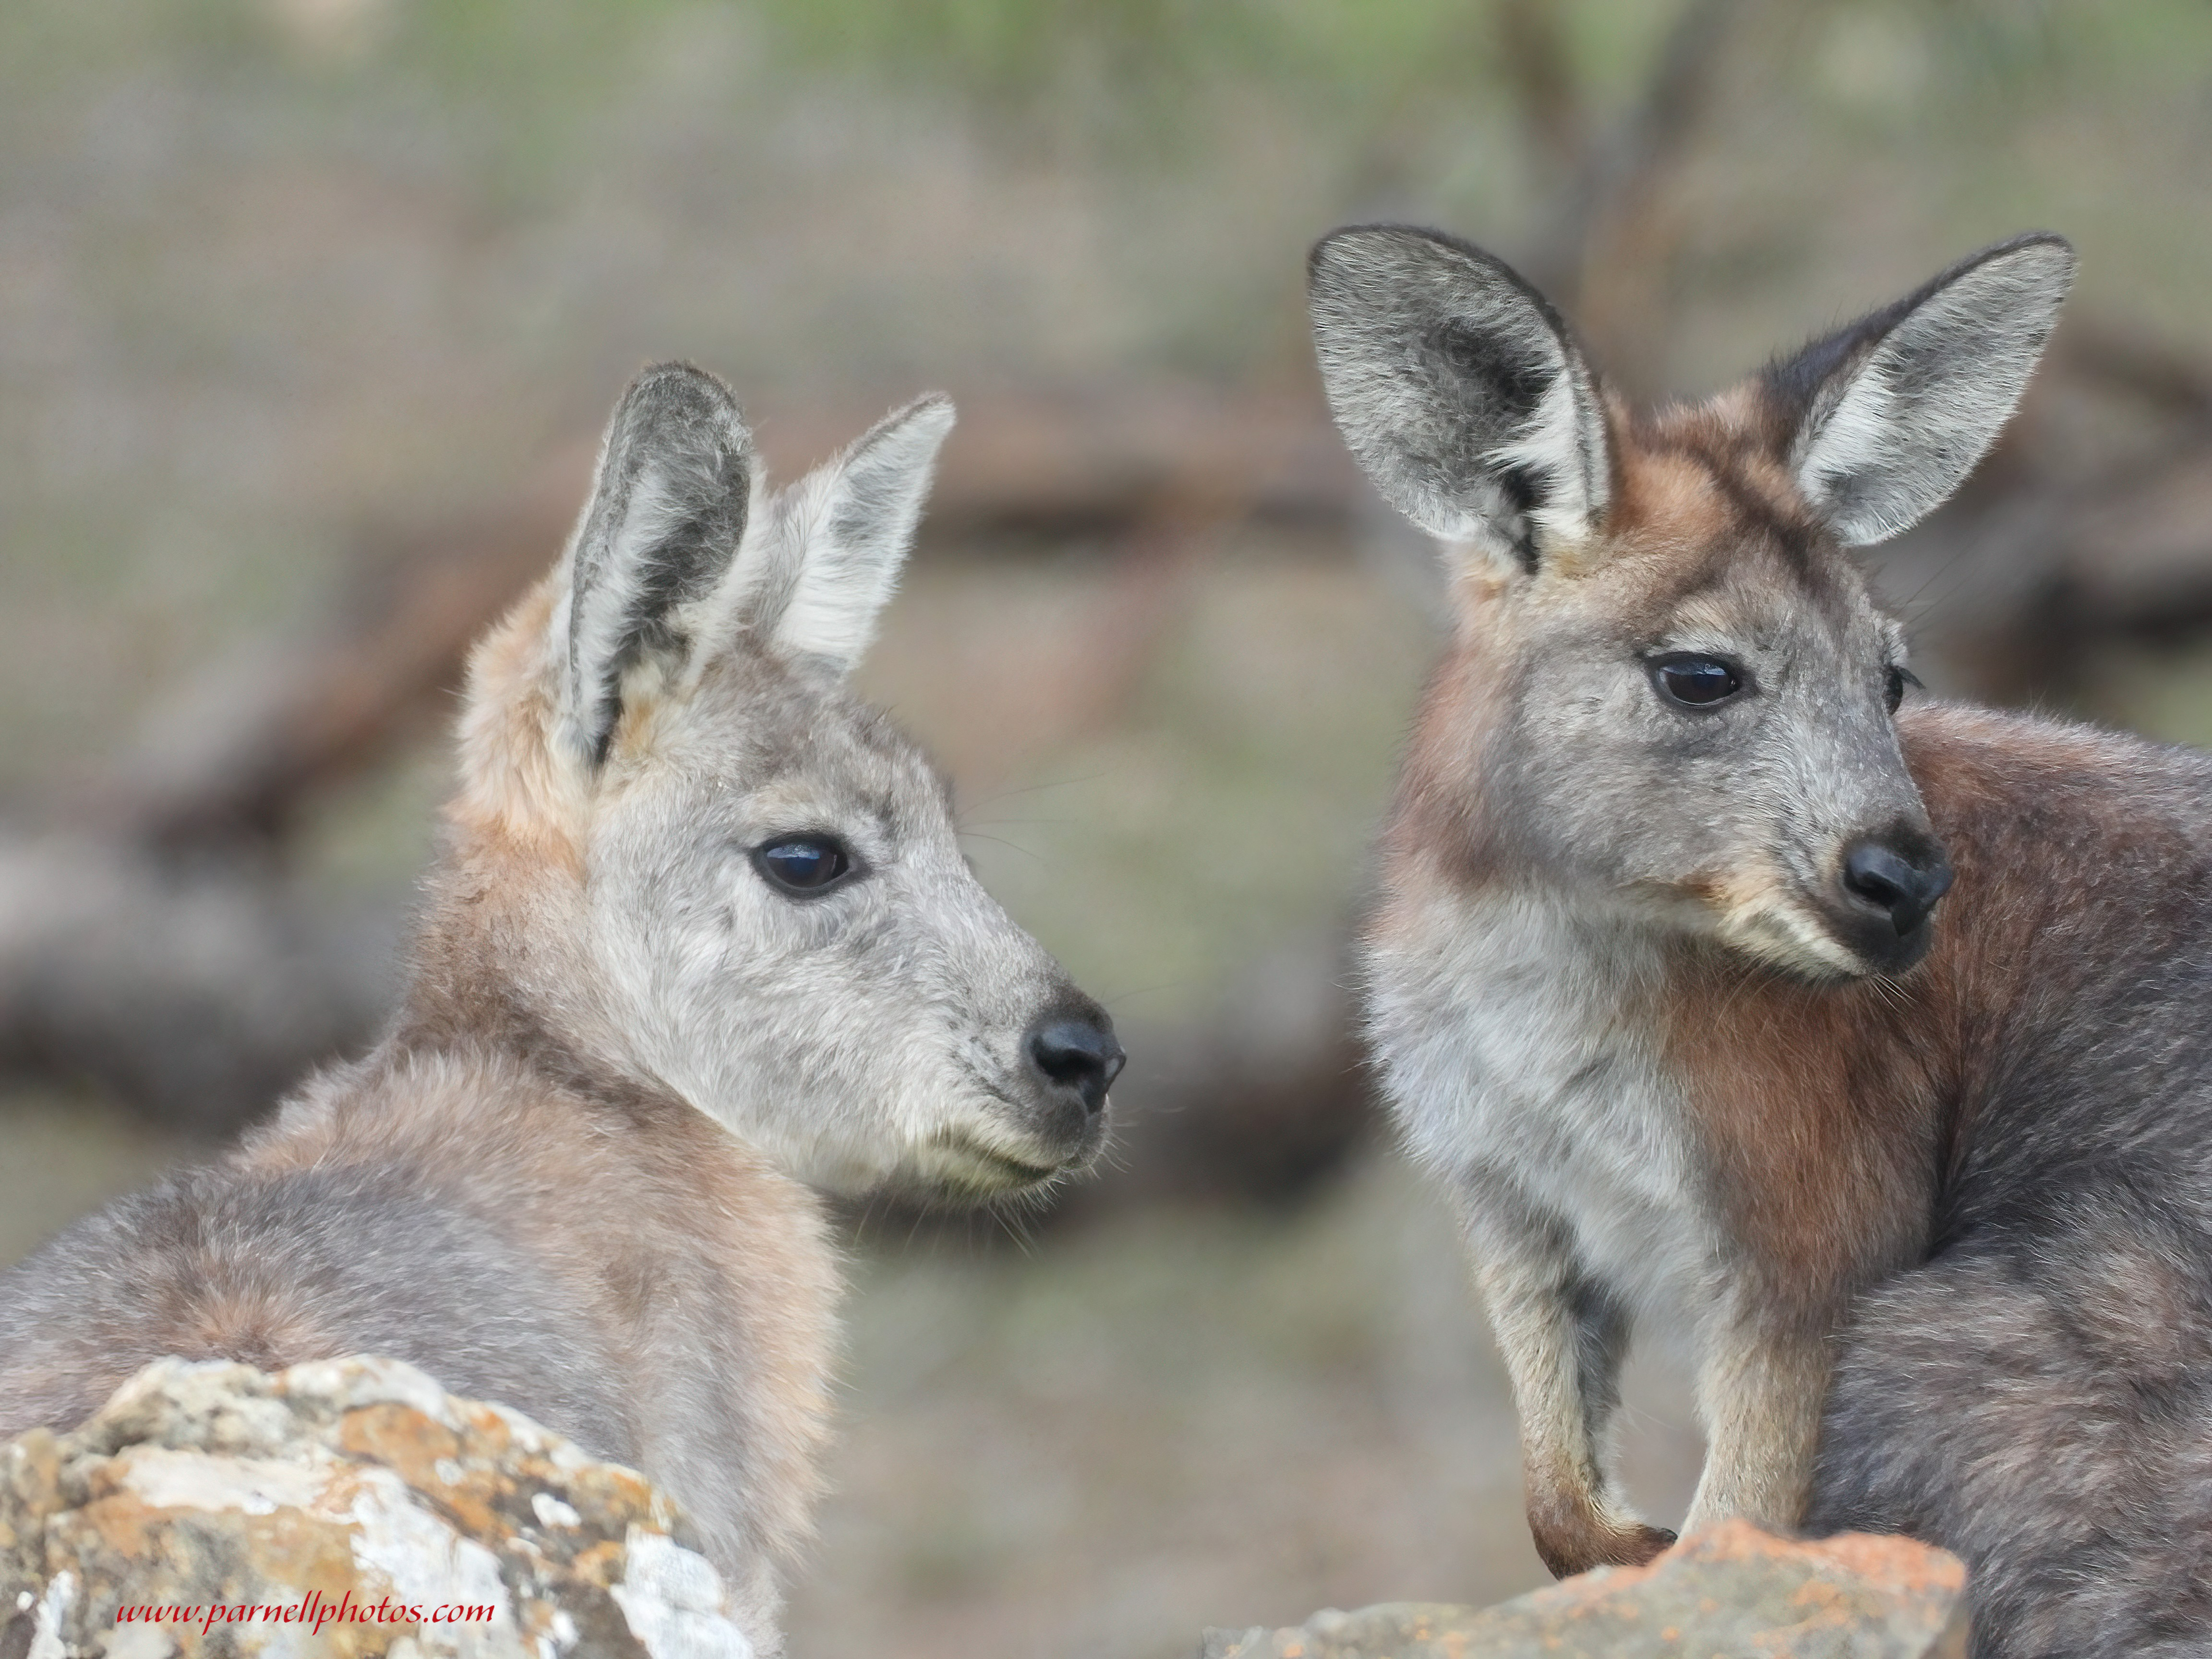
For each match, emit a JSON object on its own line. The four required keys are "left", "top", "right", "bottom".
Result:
{"left": 1782, "top": 234, "right": 2075, "bottom": 546}
{"left": 1309, "top": 225, "right": 1609, "bottom": 574}
{"left": 758, "top": 394, "right": 956, "bottom": 674}
{"left": 558, "top": 363, "right": 754, "bottom": 764}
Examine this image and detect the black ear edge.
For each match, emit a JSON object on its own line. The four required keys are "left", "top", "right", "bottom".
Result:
{"left": 1306, "top": 223, "right": 1613, "bottom": 559}
{"left": 567, "top": 360, "right": 757, "bottom": 767}
{"left": 627, "top": 357, "right": 742, "bottom": 407}
{"left": 601, "top": 361, "right": 753, "bottom": 466}
{"left": 1306, "top": 223, "right": 1585, "bottom": 353}
{"left": 1758, "top": 231, "right": 2077, "bottom": 421}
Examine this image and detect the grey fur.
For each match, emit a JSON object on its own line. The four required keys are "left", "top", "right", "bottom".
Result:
{"left": 564, "top": 362, "right": 754, "bottom": 765}
{"left": 0, "top": 1063, "right": 634, "bottom": 1461}
{"left": 1309, "top": 225, "right": 1610, "bottom": 569}
{"left": 1770, "top": 234, "right": 2076, "bottom": 546}
{"left": 747, "top": 393, "right": 957, "bottom": 673}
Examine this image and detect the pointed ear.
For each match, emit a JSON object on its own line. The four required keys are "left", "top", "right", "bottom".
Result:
{"left": 753, "top": 393, "right": 955, "bottom": 674}
{"left": 1767, "top": 233, "right": 2075, "bottom": 546}
{"left": 558, "top": 362, "right": 755, "bottom": 765}
{"left": 1308, "top": 224, "right": 1610, "bottom": 573}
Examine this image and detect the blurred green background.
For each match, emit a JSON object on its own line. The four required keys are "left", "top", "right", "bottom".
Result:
{"left": 6, "top": 3, "right": 2212, "bottom": 1654}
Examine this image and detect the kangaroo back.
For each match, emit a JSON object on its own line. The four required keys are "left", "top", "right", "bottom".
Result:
{"left": 1806, "top": 714, "right": 2212, "bottom": 1658}
{"left": 0, "top": 363, "right": 1124, "bottom": 1654}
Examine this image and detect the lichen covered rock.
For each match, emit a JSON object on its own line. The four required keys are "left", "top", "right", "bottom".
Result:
{"left": 1202, "top": 1520, "right": 1967, "bottom": 1659}
{"left": 0, "top": 1355, "right": 755, "bottom": 1658}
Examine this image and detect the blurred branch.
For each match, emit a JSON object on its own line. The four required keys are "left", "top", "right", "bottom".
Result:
{"left": 108, "top": 481, "right": 585, "bottom": 852}
{"left": 1493, "top": 0, "right": 1588, "bottom": 185}
{"left": 2056, "top": 320, "right": 2212, "bottom": 429}
{"left": 1509, "top": 0, "right": 1744, "bottom": 389}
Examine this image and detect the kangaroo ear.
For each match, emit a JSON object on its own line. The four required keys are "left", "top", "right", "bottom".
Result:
{"left": 752, "top": 393, "right": 955, "bottom": 674}
{"left": 559, "top": 362, "right": 755, "bottom": 765}
{"left": 1308, "top": 224, "right": 1610, "bottom": 573}
{"left": 1768, "top": 233, "right": 2075, "bottom": 546}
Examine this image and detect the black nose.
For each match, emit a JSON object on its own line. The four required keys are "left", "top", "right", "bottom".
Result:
{"left": 1840, "top": 838, "right": 1954, "bottom": 937}
{"left": 1025, "top": 1010, "right": 1124, "bottom": 1118}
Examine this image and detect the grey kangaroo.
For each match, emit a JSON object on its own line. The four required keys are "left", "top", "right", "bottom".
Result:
{"left": 1312, "top": 223, "right": 2212, "bottom": 1656}
{"left": 0, "top": 363, "right": 1123, "bottom": 1653}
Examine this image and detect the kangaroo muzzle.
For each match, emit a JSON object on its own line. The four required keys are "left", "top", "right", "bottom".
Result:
{"left": 1020, "top": 996, "right": 1122, "bottom": 1161}
{"left": 1829, "top": 825, "right": 1953, "bottom": 970}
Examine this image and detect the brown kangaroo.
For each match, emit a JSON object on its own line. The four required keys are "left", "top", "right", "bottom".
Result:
{"left": 1312, "top": 225, "right": 2212, "bottom": 1656}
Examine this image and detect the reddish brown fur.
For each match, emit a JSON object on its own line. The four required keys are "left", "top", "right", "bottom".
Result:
{"left": 1658, "top": 909, "right": 1951, "bottom": 1330}
{"left": 1649, "top": 705, "right": 2128, "bottom": 1330}
{"left": 1407, "top": 415, "right": 2009, "bottom": 1329}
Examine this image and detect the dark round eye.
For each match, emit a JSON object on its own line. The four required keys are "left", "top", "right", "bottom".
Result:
{"left": 1649, "top": 654, "right": 1744, "bottom": 709}
{"left": 753, "top": 835, "right": 853, "bottom": 895}
{"left": 1885, "top": 664, "right": 1919, "bottom": 714}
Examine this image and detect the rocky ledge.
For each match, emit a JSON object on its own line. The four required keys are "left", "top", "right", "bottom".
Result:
{"left": 1203, "top": 1521, "right": 1968, "bottom": 1659}
{"left": 0, "top": 1356, "right": 753, "bottom": 1659}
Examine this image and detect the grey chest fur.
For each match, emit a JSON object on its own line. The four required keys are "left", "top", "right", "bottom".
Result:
{"left": 1364, "top": 890, "right": 1719, "bottom": 1313}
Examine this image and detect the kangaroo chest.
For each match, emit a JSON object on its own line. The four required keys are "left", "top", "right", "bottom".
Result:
{"left": 1365, "top": 890, "right": 1718, "bottom": 1312}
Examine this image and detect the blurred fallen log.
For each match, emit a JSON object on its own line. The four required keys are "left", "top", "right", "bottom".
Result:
{"left": 1499, "top": 0, "right": 1747, "bottom": 392}
{"left": 2061, "top": 317, "right": 2212, "bottom": 422}
{"left": 842, "top": 935, "right": 1376, "bottom": 1244}
{"left": 10, "top": 330, "right": 2212, "bottom": 1205}
{"left": 0, "top": 833, "right": 398, "bottom": 1135}
{"left": 1050, "top": 938, "right": 1375, "bottom": 1223}
{"left": 98, "top": 384, "right": 1364, "bottom": 854}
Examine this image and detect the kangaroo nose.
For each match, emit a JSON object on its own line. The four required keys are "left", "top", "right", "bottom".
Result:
{"left": 1841, "top": 839, "right": 1954, "bottom": 937}
{"left": 1025, "top": 1011, "right": 1124, "bottom": 1118}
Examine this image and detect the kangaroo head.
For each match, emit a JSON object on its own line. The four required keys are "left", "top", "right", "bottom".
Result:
{"left": 1311, "top": 227, "right": 2074, "bottom": 978}
{"left": 437, "top": 363, "right": 1119, "bottom": 1196}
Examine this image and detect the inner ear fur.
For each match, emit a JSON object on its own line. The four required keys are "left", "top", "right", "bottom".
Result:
{"left": 1763, "top": 232, "right": 2075, "bottom": 546}
{"left": 559, "top": 361, "right": 756, "bottom": 766}
{"left": 745, "top": 393, "right": 956, "bottom": 676}
{"left": 1308, "top": 224, "right": 1611, "bottom": 574}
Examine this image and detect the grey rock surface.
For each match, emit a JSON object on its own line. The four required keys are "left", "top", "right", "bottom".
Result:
{"left": 0, "top": 1354, "right": 755, "bottom": 1658}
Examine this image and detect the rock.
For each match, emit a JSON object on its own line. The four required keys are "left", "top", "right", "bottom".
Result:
{"left": 1201, "top": 1520, "right": 1967, "bottom": 1659}
{"left": 0, "top": 1355, "right": 757, "bottom": 1658}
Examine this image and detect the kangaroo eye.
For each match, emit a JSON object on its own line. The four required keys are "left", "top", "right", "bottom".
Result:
{"left": 1648, "top": 654, "right": 1744, "bottom": 709}
{"left": 1885, "top": 664, "right": 1920, "bottom": 714}
{"left": 753, "top": 835, "right": 853, "bottom": 895}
